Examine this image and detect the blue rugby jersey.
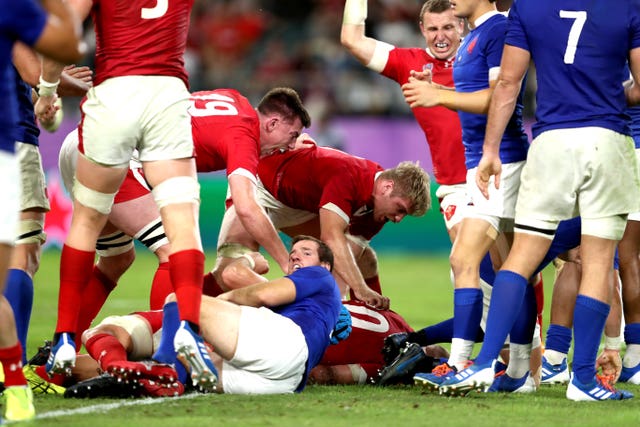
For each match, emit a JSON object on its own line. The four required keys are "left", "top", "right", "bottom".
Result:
{"left": 454, "top": 12, "right": 528, "bottom": 169}
{"left": 506, "top": 0, "right": 640, "bottom": 139}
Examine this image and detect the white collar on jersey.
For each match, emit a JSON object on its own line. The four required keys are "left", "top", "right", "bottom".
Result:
{"left": 471, "top": 10, "right": 502, "bottom": 29}
{"left": 424, "top": 47, "right": 456, "bottom": 64}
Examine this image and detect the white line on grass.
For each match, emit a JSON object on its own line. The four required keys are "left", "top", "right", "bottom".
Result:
{"left": 36, "top": 393, "right": 200, "bottom": 420}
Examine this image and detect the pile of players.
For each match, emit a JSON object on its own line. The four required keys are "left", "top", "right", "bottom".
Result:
{"left": 3, "top": 0, "right": 640, "bottom": 422}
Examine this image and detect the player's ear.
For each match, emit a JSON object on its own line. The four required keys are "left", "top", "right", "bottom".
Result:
{"left": 266, "top": 117, "right": 278, "bottom": 132}
{"left": 382, "top": 179, "right": 395, "bottom": 194}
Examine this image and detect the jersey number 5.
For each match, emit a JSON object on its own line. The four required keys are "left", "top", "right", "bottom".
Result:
{"left": 559, "top": 10, "right": 586, "bottom": 64}
{"left": 142, "top": 0, "right": 168, "bottom": 19}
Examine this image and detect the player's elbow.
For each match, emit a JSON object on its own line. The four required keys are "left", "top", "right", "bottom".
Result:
{"left": 340, "top": 28, "right": 359, "bottom": 52}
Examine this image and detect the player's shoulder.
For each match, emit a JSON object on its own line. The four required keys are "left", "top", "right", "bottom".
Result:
{"left": 390, "top": 47, "right": 430, "bottom": 62}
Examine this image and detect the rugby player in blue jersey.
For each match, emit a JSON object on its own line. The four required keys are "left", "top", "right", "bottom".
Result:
{"left": 442, "top": 0, "right": 640, "bottom": 401}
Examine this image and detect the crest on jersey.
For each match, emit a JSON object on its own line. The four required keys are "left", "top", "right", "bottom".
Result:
{"left": 466, "top": 36, "right": 479, "bottom": 54}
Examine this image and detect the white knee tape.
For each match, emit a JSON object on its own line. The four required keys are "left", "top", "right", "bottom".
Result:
{"left": 217, "top": 242, "right": 253, "bottom": 258}
{"left": 96, "top": 315, "right": 153, "bottom": 360}
{"left": 96, "top": 231, "right": 134, "bottom": 257}
{"left": 151, "top": 176, "right": 200, "bottom": 209}
{"left": 348, "top": 364, "right": 368, "bottom": 385}
{"left": 16, "top": 219, "right": 46, "bottom": 245}
{"left": 73, "top": 179, "right": 117, "bottom": 215}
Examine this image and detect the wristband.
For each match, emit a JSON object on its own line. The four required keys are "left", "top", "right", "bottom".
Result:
{"left": 239, "top": 253, "right": 255, "bottom": 270}
{"left": 343, "top": 0, "right": 367, "bottom": 25}
{"left": 604, "top": 335, "right": 623, "bottom": 351}
{"left": 38, "top": 76, "right": 60, "bottom": 97}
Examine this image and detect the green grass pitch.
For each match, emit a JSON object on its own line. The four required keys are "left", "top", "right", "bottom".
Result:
{"left": 20, "top": 249, "right": 640, "bottom": 426}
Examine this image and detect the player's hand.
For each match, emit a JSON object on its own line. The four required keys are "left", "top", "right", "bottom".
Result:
{"left": 292, "top": 133, "right": 317, "bottom": 150}
{"left": 38, "top": 97, "right": 64, "bottom": 132}
{"left": 63, "top": 64, "right": 93, "bottom": 86}
{"left": 353, "top": 286, "right": 390, "bottom": 310}
{"left": 251, "top": 252, "right": 270, "bottom": 275}
{"left": 330, "top": 304, "right": 352, "bottom": 345}
{"left": 596, "top": 349, "right": 622, "bottom": 383}
{"left": 409, "top": 67, "right": 433, "bottom": 83}
{"left": 35, "top": 94, "right": 61, "bottom": 131}
{"left": 401, "top": 77, "right": 440, "bottom": 109}
{"left": 475, "top": 152, "right": 502, "bottom": 200}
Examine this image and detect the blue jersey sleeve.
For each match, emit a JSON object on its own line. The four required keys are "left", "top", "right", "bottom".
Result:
{"left": 505, "top": 1, "right": 528, "bottom": 52}
{"left": 3, "top": 0, "right": 48, "bottom": 46}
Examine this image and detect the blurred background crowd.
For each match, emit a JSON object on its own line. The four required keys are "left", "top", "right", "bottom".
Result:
{"left": 75, "top": 0, "right": 528, "bottom": 126}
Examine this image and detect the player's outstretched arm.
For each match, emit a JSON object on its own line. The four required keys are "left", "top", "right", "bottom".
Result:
{"left": 341, "top": 0, "right": 390, "bottom": 73}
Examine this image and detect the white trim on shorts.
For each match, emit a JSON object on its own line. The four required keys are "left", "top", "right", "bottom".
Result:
{"left": 221, "top": 306, "right": 308, "bottom": 394}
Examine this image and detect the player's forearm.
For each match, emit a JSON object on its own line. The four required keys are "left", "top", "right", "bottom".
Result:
{"left": 236, "top": 209, "right": 288, "bottom": 271}
{"left": 439, "top": 87, "right": 492, "bottom": 115}
{"left": 483, "top": 80, "right": 519, "bottom": 153}
{"left": 40, "top": 56, "right": 66, "bottom": 91}
{"left": 221, "top": 278, "right": 295, "bottom": 307}
{"left": 325, "top": 236, "right": 367, "bottom": 295}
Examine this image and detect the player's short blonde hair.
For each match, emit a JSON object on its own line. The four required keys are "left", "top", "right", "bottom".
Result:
{"left": 379, "top": 161, "right": 431, "bottom": 217}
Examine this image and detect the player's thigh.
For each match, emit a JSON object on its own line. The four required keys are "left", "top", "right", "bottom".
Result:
{"left": 109, "top": 185, "right": 159, "bottom": 238}
{"left": 451, "top": 217, "right": 499, "bottom": 268}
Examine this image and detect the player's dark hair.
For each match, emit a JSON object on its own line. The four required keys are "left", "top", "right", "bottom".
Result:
{"left": 257, "top": 87, "right": 311, "bottom": 128}
{"left": 291, "top": 235, "right": 334, "bottom": 271}
{"left": 420, "top": 0, "right": 452, "bottom": 22}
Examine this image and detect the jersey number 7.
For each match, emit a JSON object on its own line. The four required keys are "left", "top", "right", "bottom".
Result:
{"left": 559, "top": 10, "right": 587, "bottom": 64}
